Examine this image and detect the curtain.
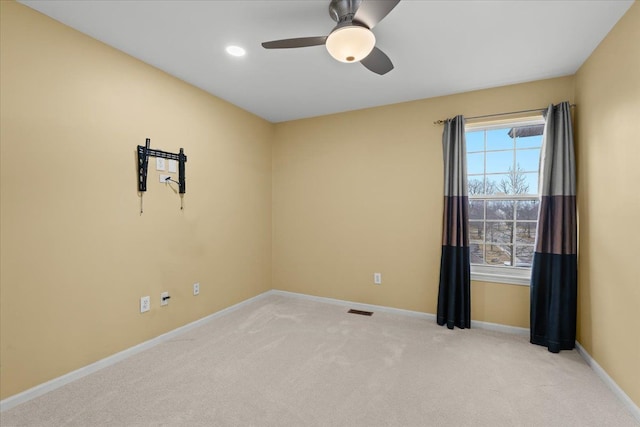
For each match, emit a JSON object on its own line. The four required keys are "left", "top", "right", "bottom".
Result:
{"left": 437, "top": 115, "right": 471, "bottom": 329}
{"left": 530, "top": 101, "right": 577, "bottom": 353}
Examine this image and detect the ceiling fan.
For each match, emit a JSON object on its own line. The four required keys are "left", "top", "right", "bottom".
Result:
{"left": 261, "top": 0, "right": 401, "bottom": 75}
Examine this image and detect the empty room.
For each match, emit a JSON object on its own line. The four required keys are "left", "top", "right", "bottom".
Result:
{"left": 1, "top": 0, "right": 638, "bottom": 425}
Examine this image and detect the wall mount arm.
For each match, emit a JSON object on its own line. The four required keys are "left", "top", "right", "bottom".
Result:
{"left": 137, "top": 138, "right": 187, "bottom": 194}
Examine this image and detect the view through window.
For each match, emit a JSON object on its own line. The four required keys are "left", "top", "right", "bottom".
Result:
{"left": 466, "top": 119, "right": 544, "bottom": 279}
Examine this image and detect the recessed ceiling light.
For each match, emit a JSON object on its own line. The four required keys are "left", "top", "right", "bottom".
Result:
{"left": 226, "top": 45, "right": 246, "bottom": 57}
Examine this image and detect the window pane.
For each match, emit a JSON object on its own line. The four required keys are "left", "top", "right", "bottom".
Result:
{"left": 487, "top": 200, "right": 514, "bottom": 220}
{"left": 516, "top": 200, "right": 539, "bottom": 220}
{"left": 469, "top": 221, "right": 484, "bottom": 242}
{"left": 486, "top": 180, "right": 499, "bottom": 195}
{"left": 486, "top": 151, "right": 513, "bottom": 173}
{"left": 468, "top": 178, "right": 486, "bottom": 196}
{"left": 487, "top": 200, "right": 511, "bottom": 219}
{"left": 486, "top": 221, "right": 513, "bottom": 244}
{"left": 466, "top": 131, "right": 484, "bottom": 152}
{"left": 523, "top": 173, "right": 538, "bottom": 195}
{"left": 516, "top": 134, "right": 543, "bottom": 149}
{"left": 467, "top": 175, "right": 497, "bottom": 196}
{"left": 516, "top": 222, "right": 537, "bottom": 244}
{"left": 467, "top": 152, "right": 484, "bottom": 175}
{"left": 469, "top": 200, "right": 484, "bottom": 219}
{"left": 465, "top": 121, "right": 542, "bottom": 276}
{"left": 515, "top": 245, "right": 534, "bottom": 267}
{"left": 486, "top": 129, "right": 513, "bottom": 150}
{"left": 487, "top": 173, "right": 512, "bottom": 194}
{"left": 485, "top": 243, "right": 512, "bottom": 265}
{"left": 486, "top": 201, "right": 501, "bottom": 219}
{"left": 502, "top": 201, "right": 516, "bottom": 219}
{"left": 516, "top": 149, "right": 540, "bottom": 172}
{"left": 470, "top": 243, "right": 484, "bottom": 264}
{"left": 491, "top": 173, "right": 535, "bottom": 195}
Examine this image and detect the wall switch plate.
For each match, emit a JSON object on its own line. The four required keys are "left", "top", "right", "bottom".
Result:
{"left": 156, "top": 158, "right": 166, "bottom": 171}
{"left": 374, "top": 273, "right": 382, "bottom": 285}
{"left": 160, "top": 291, "right": 169, "bottom": 306}
{"left": 140, "top": 296, "right": 150, "bottom": 313}
{"left": 159, "top": 174, "right": 171, "bottom": 183}
{"left": 193, "top": 282, "right": 200, "bottom": 296}
{"left": 168, "top": 160, "right": 177, "bottom": 173}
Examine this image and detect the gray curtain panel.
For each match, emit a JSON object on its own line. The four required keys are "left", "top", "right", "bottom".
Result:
{"left": 437, "top": 115, "right": 471, "bottom": 329}
{"left": 530, "top": 101, "right": 577, "bottom": 353}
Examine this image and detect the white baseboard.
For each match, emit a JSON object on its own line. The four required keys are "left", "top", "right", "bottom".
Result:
{"left": 274, "top": 290, "right": 638, "bottom": 421}
{"left": 4, "top": 288, "right": 637, "bottom": 423}
{"left": 575, "top": 341, "right": 640, "bottom": 423}
{"left": 0, "top": 291, "right": 272, "bottom": 412}
{"left": 269, "top": 289, "right": 437, "bottom": 321}
{"left": 270, "top": 289, "right": 529, "bottom": 336}
{"left": 470, "top": 319, "right": 529, "bottom": 336}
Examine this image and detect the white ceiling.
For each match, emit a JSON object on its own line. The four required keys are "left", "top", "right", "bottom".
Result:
{"left": 21, "top": 0, "right": 633, "bottom": 123}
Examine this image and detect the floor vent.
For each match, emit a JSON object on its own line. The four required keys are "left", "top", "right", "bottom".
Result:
{"left": 348, "top": 309, "right": 373, "bottom": 316}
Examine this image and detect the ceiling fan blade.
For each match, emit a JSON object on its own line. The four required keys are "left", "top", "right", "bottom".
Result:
{"left": 262, "top": 36, "right": 328, "bottom": 49}
{"left": 360, "top": 47, "right": 394, "bottom": 75}
{"left": 353, "top": 0, "right": 401, "bottom": 29}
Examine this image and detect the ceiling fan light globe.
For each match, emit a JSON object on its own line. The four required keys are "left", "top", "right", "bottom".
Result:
{"left": 325, "top": 26, "right": 376, "bottom": 63}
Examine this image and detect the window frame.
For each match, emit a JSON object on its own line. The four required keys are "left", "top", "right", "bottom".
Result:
{"left": 465, "top": 117, "right": 545, "bottom": 286}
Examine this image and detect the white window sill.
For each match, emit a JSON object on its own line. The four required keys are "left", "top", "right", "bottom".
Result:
{"left": 471, "top": 265, "right": 531, "bottom": 286}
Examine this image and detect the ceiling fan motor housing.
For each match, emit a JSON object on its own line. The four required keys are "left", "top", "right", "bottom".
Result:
{"left": 329, "top": 0, "right": 362, "bottom": 24}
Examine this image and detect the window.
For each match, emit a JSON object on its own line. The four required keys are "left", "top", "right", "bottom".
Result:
{"left": 466, "top": 118, "right": 544, "bottom": 285}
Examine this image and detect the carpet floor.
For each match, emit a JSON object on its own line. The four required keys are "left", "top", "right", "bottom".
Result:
{"left": 1, "top": 293, "right": 637, "bottom": 426}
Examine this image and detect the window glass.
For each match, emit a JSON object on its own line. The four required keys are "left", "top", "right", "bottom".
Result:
{"left": 486, "top": 129, "right": 513, "bottom": 150}
{"left": 486, "top": 201, "right": 506, "bottom": 219}
{"left": 516, "top": 134, "right": 543, "bottom": 149}
{"left": 524, "top": 173, "right": 538, "bottom": 195}
{"left": 486, "top": 222, "right": 513, "bottom": 244}
{"left": 515, "top": 246, "right": 534, "bottom": 267}
{"left": 467, "top": 153, "right": 484, "bottom": 175}
{"left": 516, "top": 222, "right": 536, "bottom": 244}
{"left": 465, "top": 117, "right": 544, "bottom": 283}
{"left": 486, "top": 244, "right": 512, "bottom": 265}
{"left": 487, "top": 173, "right": 512, "bottom": 194}
{"left": 469, "top": 200, "right": 485, "bottom": 219}
{"left": 486, "top": 151, "right": 513, "bottom": 173}
{"left": 469, "top": 221, "right": 484, "bottom": 242}
{"left": 466, "top": 131, "right": 484, "bottom": 152}
{"left": 516, "top": 149, "right": 540, "bottom": 172}
{"left": 470, "top": 243, "right": 484, "bottom": 264}
{"left": 516, "top": 200, "right": 539, "bottom": 220}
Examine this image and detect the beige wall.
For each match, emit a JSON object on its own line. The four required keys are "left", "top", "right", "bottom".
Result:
{"left": 575, "top": 2, "right": 640, "bottom": 407}
{"left": 0, "top": 2, "right": 273, "bottom": 399}
{"left": 3, "top": 0, "right": 638, "bottom": 410}
{"left": 273, "top": 77, "right": 575, "bottom": 327}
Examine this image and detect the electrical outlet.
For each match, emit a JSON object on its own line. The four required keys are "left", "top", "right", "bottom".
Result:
{"left": 193, "top": 282, "right": 200, "bottom": 296}
{"left": 159, "top": 174, "right": 171, "bottom": 183}
{"left": 156, "top": 158, "right": 166, "bottom": 171}
{"left": 160, "top": 291, "right": 170, "bottom": 306}
{"left": 140, "top": 296, "right": 150, "bottom": 313}
{"left": 374, "top": 273, "right": 382, "bottom": 285}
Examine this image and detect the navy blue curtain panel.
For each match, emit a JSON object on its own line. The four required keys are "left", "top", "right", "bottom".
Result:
{"left": 437, "top": 115, "right": 471, "bottom": 329}
{"left": 530, "top": 102, "right": 577, "bottom": 353}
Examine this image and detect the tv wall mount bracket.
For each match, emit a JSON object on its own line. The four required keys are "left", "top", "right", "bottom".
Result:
{"left": 137, "top": 138, "right": 187, "bottom": 213}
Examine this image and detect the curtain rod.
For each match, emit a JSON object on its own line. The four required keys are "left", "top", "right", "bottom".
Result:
{"left": 433, "top": 104, "right": 576, "bottom": 125}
